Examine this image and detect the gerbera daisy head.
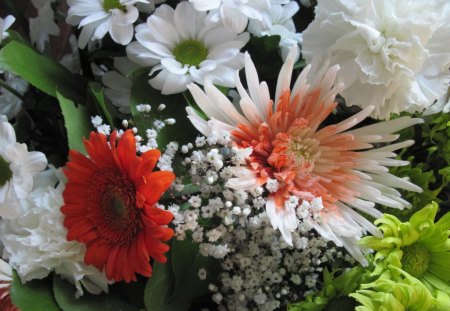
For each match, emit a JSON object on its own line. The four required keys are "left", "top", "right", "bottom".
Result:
{"left": 186, "top": 45, "right": 422, "bottom": 262}
{"left": 360, "top": 202, "right": 450, "bottom": 294}
{"left": 126, "top": 1, "right": 249, "bottom": 95}
{"left": 61, "top": 129, "right": 175, "bottom": 282}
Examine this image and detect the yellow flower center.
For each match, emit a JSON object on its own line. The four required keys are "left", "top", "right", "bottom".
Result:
{"left": 401, "top": 243, "right": 430, "bottom": 278}
{"left": 0, "top": 155, "right": 12, "bottom": 187}
{"left": 172, "top": 39, "right": 209, "bottom": 67}
{"left": 103, "top": 0, "right": 126, "bottom": 11}
{"left": 288, "top": 135, "right": 320, "bottom": 165}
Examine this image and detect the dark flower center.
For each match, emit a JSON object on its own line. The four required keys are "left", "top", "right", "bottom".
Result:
{"left": 89, "top": 167, "right": 141, "bottom": 245}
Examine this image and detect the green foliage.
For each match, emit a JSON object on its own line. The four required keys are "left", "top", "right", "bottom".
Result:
{"left": 52, "top": 276, "right": 139, "bottom": 311}
{"left": 88, "top": 82, "right": 115, "bottom": 126}
{"left": 144, "top": 239, "right": 219, "bottom": 311}
{"left": 57, "top": 91, "right": 91, "bottom": 155}
{"left": 288, "top": 267, "right": 370, "bottom": 311}
{"left": 245, "top": 35, "right": 284, "bottom": 80}
{"left": 0, "top": 41, "right": 87, "bottom": 104}
{"left": 129, "top": 72, "right": 198, "bottom": 150}
{"left": 389, "top": 112, "right": 450, "bottom": 219}
{"left": 10, "top": 271, "right": 61, "bottom": 311}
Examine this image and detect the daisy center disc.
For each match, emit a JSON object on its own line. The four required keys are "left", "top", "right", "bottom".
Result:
{"left": 172, "top": 39, "right": 208, "bottom": 67}
{"left": 103, "top": 0, "right": 126, "bottom": 11}
{"left": 401, "top": 243, "right": 430, "bottom": 278}
{"left": 0, "top": 155, "right": 12, "bottom": 187}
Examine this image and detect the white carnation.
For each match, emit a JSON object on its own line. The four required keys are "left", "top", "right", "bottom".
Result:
{"left": 301, "top": 0, "right": 450, "bottom": 119}
{"left": 0, "top": 171, "right": 109, "bottom": 298}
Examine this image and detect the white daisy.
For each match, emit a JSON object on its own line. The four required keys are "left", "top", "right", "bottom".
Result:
{"left": 126, "top": 2, "right": 250, "bottom": 95}
{"left": 189, "top": 0, "right": 289, "bottom": 33}
{"left": 0, "top": 15, "right": 15, "bottom": 45}
{"left": 0, "top": 116, "right": 47, "bottom": 219}
{"left": 301, "top": 0, "right": 450, "bottom": 119}
{"left": 0, "top": 169, "right": 109, "bottom": 298}
{"left": 29, "top": 0, "right": 60, "bottom": 52}
{"left": 66, "top": 0, "right": 150, "bottom": 48}
{"left": 102, "top": 57, "right": 140, "bottom": 114}
{"left": 248, "top": 1, "right": 301, "bottom": 60}
{"left": 186, "top": 46, "right": 422, "bottom": 263}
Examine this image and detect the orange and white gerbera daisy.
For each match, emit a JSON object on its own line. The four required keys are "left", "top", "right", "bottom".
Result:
{"left": 61, "top": 130, "right": 175, "bottom": 282}
{"left": 186, "top": 46, "right": 422, "bottom": 262}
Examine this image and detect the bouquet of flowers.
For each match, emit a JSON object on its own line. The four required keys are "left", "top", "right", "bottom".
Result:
{"left": 0, "top": 0, "right": 450, "bottom": 310}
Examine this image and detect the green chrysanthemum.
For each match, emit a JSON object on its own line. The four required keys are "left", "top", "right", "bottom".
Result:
{"left": 350, "top": 269, "right": 450, "bottom": 311}
{"left": 360, "top": 202, "right": 450, "bottom": 294}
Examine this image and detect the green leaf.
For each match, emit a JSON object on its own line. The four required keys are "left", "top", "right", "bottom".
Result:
{"left": 144, "top": 249, "right": 181, "bottom": 311}
{"left": 88, "top": 82, "right": 114, "bottom": 126}
{"left": 171, "top": 239, "right": 219, "bottom": 303}
{"left": 129, "top": 72, "right": 197, "bottom": 149}
{"left": 249, "top": 35, "right": 281, "bottom": 52}
{"left": 143, "top": 239, "right": 219, "bottom": 311}
{"left": 10, "top": 271, "right": 61, "bottom": 311}
{"left": 57, "top": 91, "right": 91, "bottom": 154}
{"left": 0, "top": 41, "right": 87, "bottom": 104}
{"left": 53, "top": 276, "right": 139, "bottom": 311}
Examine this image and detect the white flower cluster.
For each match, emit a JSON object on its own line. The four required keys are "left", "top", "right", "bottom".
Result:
{"left": 0, "top": 118, "right": 109, "bottom": 297}
{"left": 211, "top": 227, "right": 351, "bottom": 310}
{"left": 0, "top": 170, "right": 109, "bottom": 297}
{"left": 301, "top": 0, "right": 450, "bottom": 119}
{"left": 165, "top": 132, "right": 353, "bottom": 309}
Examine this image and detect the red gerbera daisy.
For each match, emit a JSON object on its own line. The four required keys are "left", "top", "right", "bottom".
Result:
{"left": 61, "top": 129, "right": 175, "bottom": 282}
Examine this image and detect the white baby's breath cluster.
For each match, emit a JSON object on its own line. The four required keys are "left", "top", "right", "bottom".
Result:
{"left": 211, "top": 227, "right": 352, "bottom": 310}
{"left": 164, "top": 132, "right": 353, "bottom": 310}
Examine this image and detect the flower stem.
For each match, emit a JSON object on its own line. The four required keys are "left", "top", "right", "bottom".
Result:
{"left": 0, "top": 80, "right": 25, "bottom": 101}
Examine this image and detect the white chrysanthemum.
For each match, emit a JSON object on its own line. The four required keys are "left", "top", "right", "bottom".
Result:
{"left": 301, "top": 0, "right": 450, "bottom": 119}
{"left": 29, "top": 0, "right": 60, "bottom": 52}
{"left": 189, "top": 0, "right": 289, "bottom": 33}
{"left": 248, "top": 1, "right": 301, "bottom": 60}
{"left": 0, "top": 170, "right": 109, "bottom": 298}
{"left": 67, "top": 0, "right": 150, "bottom": 48}
{"left": 0, "top": 116, "right": 47, "bottom": 219}
{"left": 102, "top": 57, "right": 139, "bottom": 114}
{"left": 126, "top": 2, "right": 250, "bottom": 95}
{"left": 0, "top": 15, "right": 15, "bottom": 45}
{"left": 0, "top": 73, "right": 28, "bottom": 120}
{"left": 186, "top": 46, "right": 422, "bottom": 263}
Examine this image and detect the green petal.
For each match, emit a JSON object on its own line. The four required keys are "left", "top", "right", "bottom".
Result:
{"left": 410, "top": 202, "right": 438, "bottom": 228}
{"left": 436, "top": 212, "right": 450, "bottom": 231}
